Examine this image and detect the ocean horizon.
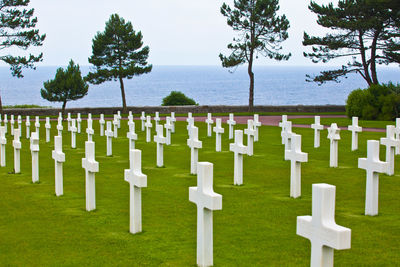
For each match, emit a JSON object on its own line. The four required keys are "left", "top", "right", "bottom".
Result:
{"left": 0, "top": 65, "right": 398, "bottom": 108}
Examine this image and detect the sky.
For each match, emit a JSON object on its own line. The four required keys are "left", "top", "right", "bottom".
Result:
{"left": 4, "top": 0, "right": 343, "bottom": 67}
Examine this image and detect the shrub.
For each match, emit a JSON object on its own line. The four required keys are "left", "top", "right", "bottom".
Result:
{"left": 346, "top": 82, "right": 400, "bottom": 121}
{"left": 162, "top": 91, "right": 197, "bottom": 106}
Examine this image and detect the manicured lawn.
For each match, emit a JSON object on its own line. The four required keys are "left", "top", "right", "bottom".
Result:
{"left": 290, "top": 117, "right": 394, "bottom": 129}
{"left": 0, "top": 118, "right": 398, "bottom": 266}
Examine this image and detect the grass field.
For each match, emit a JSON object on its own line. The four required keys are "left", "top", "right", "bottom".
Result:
{"left": 290, "top": 117, "right": 394, "bottom": 129}
{"left": 0, "top": 118, "right": 399, "bottom": 266}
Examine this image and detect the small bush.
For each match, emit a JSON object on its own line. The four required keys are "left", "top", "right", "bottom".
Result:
{"left": 346, "top": 82, "right": 400, "bottom": 121}
{"left": 162, "top": 91, "right": 197, "bottom": 106}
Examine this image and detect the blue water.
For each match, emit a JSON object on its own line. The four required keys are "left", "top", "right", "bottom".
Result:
{"left": 0, "top": 65, "right": 398, "bottom": 107}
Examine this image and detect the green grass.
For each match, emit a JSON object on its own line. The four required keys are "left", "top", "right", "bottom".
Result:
{"left": 4, "top": 104, "right": 51, "bottom": 109}
{"left": 0, "top": 119, "right": 399, "bottom": 266}
{"left": 291, "top": 117, "right": 393, "bottom": 129}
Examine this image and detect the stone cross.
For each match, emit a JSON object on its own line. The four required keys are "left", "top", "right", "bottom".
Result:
{"left": 77, "top": 113, "right": 82, "bottom": 133}
{"left": 230, "top": 130, "right": 247, "bottom": 185}
{"left": 113, "top": 115, "right": 119, "bottom": 138}
{"left": 0, "top": 126, "right": 6, "bottom": 167}
{"left": 279, "top": 115, "right": 288, "bottom": 144}
{"left": 25, "top": 116, "right": 31, "bottom": 139}
{"left": 189, "top": 162, "right": 222, "bottom": 267}
{"left": 45, "top": 117, "right": 51, "bottom": 143}
{"left": 127, "top": 120, "right": 138, "bottom": 153}
{"left": 358, "top": 140, "right": 388, "bottom": 216}
{"left": 396, "top": 118, "right": 400, "bottom": 155}
{"left": 297, "top": 183, "right": 351, "bottom": 267}
{"left": 205, "top": 113, "right": 214, "bottom": 137}
{"left": 17, "top": 115, "right": 22, "bottom": 132}
{"left": 285, "top": 134, "right": 308, "bottom": 198}
{"left": 57, "top": 117, "right": 63, "bottom": 136}
{"left": 213, "top": 118, "right": 224, "bottom": 152}
{"left": 227, "top": 113, "right": 236, "bottom": 140}
{"left": 282, "top": 121, "right": 293, "bottom": 152}
{"left": 187, "top": 117, "right": 194, "bottom": 138}
{"left": 311, "top": 116, "right": 324, "bottom": 148}
{"left": 153, "top": 124, "right": 167, "bottom": 167}
{"left": 35, "top": 116, "right": 40, "bottom": 135}
{"left": 67, "top": 113, "right": 72, "bottom": 131}
{"left": 58, "top": 112, "right": 62, "bottom": 121}
{"left": 348, "top": 117, "right": 362, "bottom": 151}
{"left": 154, "top": 111, "right": 160, "bottom": 127}
{"left": 70, "top": 119, "right": 77, "bottom": 148}
{"left": 244, "top": 119, "right": 256, "bottom": 156}
{"left": 128, "top": 111, "right": 133, "bottom": 122}
{"left": 186, "top": 112, "right": 192, "bottom": 124}
{"left": 253, "top": 114, "right": 262, "bottom": 142}
{"left": 164, "top": 116, "right": 173, "bottom": 145}
{"left": 3, "top": 114, "right": 8, "bottom": 134}
{"left": 99, "top": 114, "right": 105, "bottom": 136}
{"left": 10, "top": 115, "right": 14, "bottom": 136}
{"left": 140, "top": 111, "right": 146, "bottom": 131}
{"left": 125, "top": 149, "right": 147, "bottom": 234}
{"left": 187, "top": 126, "right": 202, "bottom": 175}
{"left": 327, "top": 123, "right": 341, "bottom": 168}
{"left": 52, "top": 135, "right": 65, "bottom": 196}
{"left": 117, "top": 110, "right": 121, "bottom": 128}
{"left": 105, "top": 121, "right": 113, "bottom": 156}
{"left": 86, "top": 116, "right": 94, "bottom": 141}
{"left": 145, "top": 115, "right": 152, "bottom": 143}
{"left": 170, "top": 112, "right": 176, "bottom": 133}
{"left": 30, "top": 132, "right": 40, "bottom": 183}
{"left": 380, "top": 125, "right": 399, "bottom": 176}
{"left": 12, "top": 128, "right": 21, "bottom": 173}
{"left": 82, "top": 141, "right": 99, "bottom": 211}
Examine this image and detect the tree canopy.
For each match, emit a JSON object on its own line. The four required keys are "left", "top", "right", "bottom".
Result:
{"left": 303, "top": 0, "right": 400, "bottom": 86}
{"left": 41, "top": 60, "right": 88, "bottom": 115}
{"left": 219, "top": 0, "right": 290, "bottom": 111}
{"left": 86, "top": 14, "right": 152, "bottom": 112}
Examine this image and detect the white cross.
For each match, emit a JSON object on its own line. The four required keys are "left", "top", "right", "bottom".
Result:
{"left": 154, "top": 124, "right": 167, "bottom": 167}
{"left": 253, "top": 114, "right": 262, "bottom": 142}
{"left": 26, "top": 116, "right": 31, "bottom": 139}
{"left": 86, "top": 116, "right": 94, "bottom": 141}
{"left": 170, "top": 112, "right": 176, "bottom": 133}
{"left": 35, "top": 116, "right": 40, "bottom": 135}
{"left": 297, "top": 183, "right": 351, "bottom": 267}
{"left": 70, "top": 119, "right": 77, "bottom": 148}
{"left": 127, "top": 120, "right": 138, "bottom": 154}
{"left": 187, "top": 126, "right": 202, "bottom": 174}
{"left": 67, "top": 113, "right": 72, "bottom": 131}
{"left": 227, "top": 113, "right": 236, "bottom": 140}
{"left": 125, "top": 149, "right": 147, "bottom": 234}
{"left": 282, "top": 121, "right": 293, "bottom": 152}
{"left": 164, "top": 116, "right": 173, "bottom": 145}
{"left": 112, "top": 115, "right": 118, "bottom": 138}
{"left": 52, "top": 135, "right": 65, "bottom": 196}
{"left": 244, "top": 119, "right": 256, "bottom": 156}
{"left": 17, "top": 115, "right": 22, "bottom": 132}
{"left": 230, "top": 130, "right": 247, "bottom": 185}
{"left": 205, "top": 113, "right": 214, "bottom": 137}
{"left": 358, "top": 140, "right": 388, "bottom": 216}
{"left": 57, "top": 117, "right": 63, "bottom": 136}
{"left": 327, "top": 123, "right": 340, "bottom": 167}
{"left": 45, "top": 117, "right": 51, "bottom": 143}
{"left": 213, "top": 118, "right": 224, "bottom": 152}
{"left": 348, "top": 117, "right": 362, "bottom": 151}
{"left": 187, "top": 117, "right": 194, "bottom": 137}
{"left": 77, "top": 113, "right": 82, "bottom": 133}
{"left": 154, "top": 111, "right": 160, "bottom": 127}
{"left": 58, "top": 112, "right": 62, "bottom": 121}
{"left": 105, "top": 121, "right": 113, "bottom": 156}
{"left": 279, "top": 115, "right": 288, "bottom": 144}
{"left": 82, "top": 141, "right": 99, "bottom": 211}
{"left": 186, "top": 112, "right": 192, "bottom": 124}
{"left": 285, "top": 134, "right": 308, "bottom": 198}
{"left": 145, "top": 116, "right": 152, "bottom": 143}
{"left": 0, "top": 126, "right": 6, "bottom": 167}
{"left": 10, "top": 115, "right": 14, "bottom": 136}
{"left": 311, "top": 116, "right": 324, "bottom": 148}
{"left": 140, "top": 111, "right": 146, "bottom": 131}
{"left": 3, "top": 114, "right": 8, "bottom": 134}
{"left": 396, "top": 118, "right": 400, "bottom": 155}
{"left": 380, "top": 125, "right": 399, "bottom": 176}
{"left": 128, "top": 111, "right": 133, "bottom": 123}
{"left": 189, "top": 162, "right": 222, "bottom": 267}
{"left": 99, "top": 114, "right": 105, "bottom": 136}
{"left": 116, "top": 111, "right": 121, "bottom": 128}
{"left": 30, "top": 132, "right": 40, "bottom": 183}
{"left": 12, "top": 128, "right": 21, "bottom": 173}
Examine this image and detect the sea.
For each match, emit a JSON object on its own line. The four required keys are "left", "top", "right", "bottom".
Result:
{"left": 0, "top": 65, "right": 398, "bottom": 108}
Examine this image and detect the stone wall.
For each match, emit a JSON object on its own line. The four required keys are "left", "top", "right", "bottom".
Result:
{"left": 2, "top": 105, "right": 345, "bottom": 116}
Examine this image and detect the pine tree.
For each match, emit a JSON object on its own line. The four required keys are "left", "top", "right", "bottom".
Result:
{"left": 41, "top": 60, "right": 89, "bottom": 116}
{"left": 86, "top": 14, "right": 152, "bottom": 112}
{"left": 219, "top": 0, "right": 291, "bottom": 112}
{"left": 0, "top": 0, "right": 46, "bottom": 112}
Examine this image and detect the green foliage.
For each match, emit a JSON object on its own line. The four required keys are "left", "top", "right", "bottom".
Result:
{"left": 41, "top": 60, "right": 88, "bottom": 114}
{"left": 86, "top": 14, "right": 152, "bottom": 111}
{"left": 304, "top": 0, "right": 400, "bottom": 85}
{"left": 346, "top": 82, "right": 400, "bottom": 120}
{"left": 219, "top": 0, "right": 291, "bottom": 111}
{"left": 161, "top": 91, "right": 197, "bottom": 106}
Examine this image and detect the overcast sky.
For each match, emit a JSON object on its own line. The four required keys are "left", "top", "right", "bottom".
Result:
{"left": 8, "top": 0, "right": 340, "bottom": 66}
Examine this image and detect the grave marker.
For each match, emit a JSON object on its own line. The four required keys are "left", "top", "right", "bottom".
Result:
{"left": 0, "top": 126, "right": 6, "bottom": 167}
{"left": 230, "top": 130, "right": 247, "bottom": 185}
{"left": 86, "top": 116, "right": 94, "bottom": 141}
{"left": 70, "top": 119, "right": 77, "bottom": 148}
{"left": 99, "top": 114, "right": 105, "bottom": 136}
{"left": 348, "top": 117, "right": 362, "bottom": 151}
{"left": 17, "top": 115, "right": 22, "bottom": 132}
{"left": 285, "top": 134, "right": 308, "bottom": 198}
{"left": 57, "top": 117, "right": 63, "bottom": 136}
{"left": 35, "top": 116, "right": 40, "bottom": 135}
{"left": 128, "top": 111, "right": 133, "bottom": 123}
{"left": 113, "top": 115, "right": 119, "bottom": 138}
{"left": 187, "top": 117, "right": 194, "bottom": 137}
{"left": 140, "top": 111, "right": 146, "bottom": 131}
{"left": 311, "top": 116, "right": 324, "bottom": 148}
{"left": 127, "top": 120, "right": 138, "bottom": 153}
{"left": 380, "top": 125, "right": 399, "bottom": 176}
{"left": 327, "top": 123, "right": 341, "bottom": 168}
{"left": 154, "top": 111, "right": 160, "bottom": 127}
{"left": 253, "top": 114, "right": 262, "bottom": 142}
{"left": 282, "top": 121, "right": 293, "bottom": 152}
{"left": 187, "top": 126, "right": 202, "bottom": 174}
{"left": 45, "top": 117, "right": 51, "bottom": 142}
{"left": 12, "top": 128, "right": 21, "bottom": 173}
{"left": 164, "top": 117, "right": 173, "bottom": 145}
{"left": 117, "top": 111, "right": 121, "bottom": 128}
{"left": 67, "top": 113, "right": 72, "bottom": 131}
{"left": 170, "top": 112, "right": 176, "bottom": 133}
{"left": 213, "top": 118, "right": 224, "bottom": 152}
{"left": 279, "top": 115, "right": 287, "bottom": 144}
{"left": 52, "top": 136, "right": 65, "bottom": 196}
{"left": 145, "top": 116, "right": 152, "bottom": 143}
{"left": 77, "top": 113, "right": 82, "bottom": 133}
{"left": 3, "top": 114, "right": 8, "bottom": 134}
{"left": 154, "top": 124, "right": 167, "bottom": 167}
{"left": 10, "top": 115, "right": 14, "bottom": 136}
{"left": 26, "top": 116, "right": 31, "bottom": 139}
{"left": 227, "top": 113, "right": 236, "bottom": 140}
{"left": 82, "top": 141, "right": 99, "bottom": 211}
{"left": 30, "top": 132, "right": 39, "bottom": 183}
{"left": 105, "top": 121, "right": 113, "bottom": 156}
{"left": 205, "top": 113, "right": 214, "bottom": 137}
{"left": 244, "top": 119, "right": 256, "bottom": 156}
{"left": 396, "top": 118, "right": 400, "bottom": 154}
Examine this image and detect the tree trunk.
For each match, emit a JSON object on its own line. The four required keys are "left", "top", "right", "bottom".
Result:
{"left": 62, "top": 100, "right": 67, "bottom": 120}
{"left": 370, "top": 29, "right": 380, "bottom": 85}
{"left": 248, "top": 62, "right": 255, "bottom": 113}
{"left": 0, "top": 92, "right": 3, "bottom": 114}
{"left": 119, "top": 76, "right": 127, "bottom": 113}
{"left": 358, "top": 31, "right": 373, "bottom": 86}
